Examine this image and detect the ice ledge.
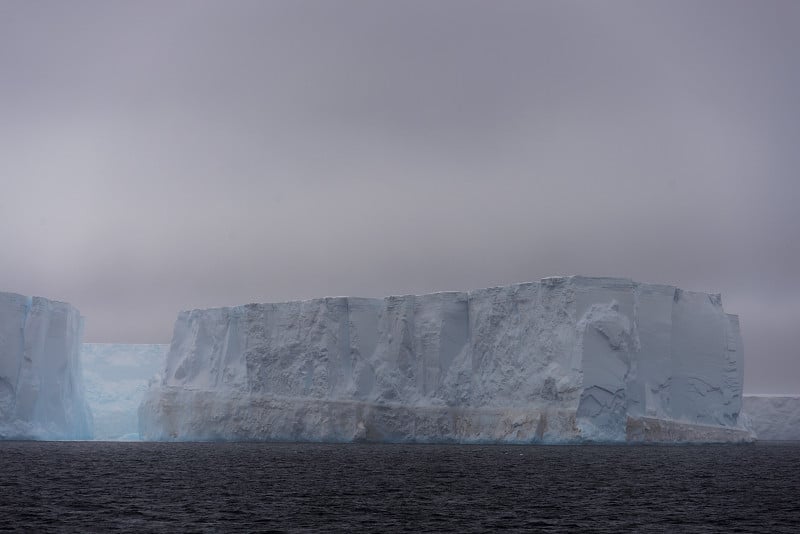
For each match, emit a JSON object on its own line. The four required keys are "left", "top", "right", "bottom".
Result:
{"left": 626, "top": 417, "right": 754, "bottom": 443}
{"left": 140, "top": 389, "right": 753, "bottom": 444}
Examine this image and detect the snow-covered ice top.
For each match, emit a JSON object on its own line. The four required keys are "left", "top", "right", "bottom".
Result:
{"left": 141, "top": 277, "right": 747, "bottom": 442}
{"left": 0, "top": 292, "right": 92, "bottom": 440}
{"left": 81, "top": 344, "right": 169, "bottom": 440}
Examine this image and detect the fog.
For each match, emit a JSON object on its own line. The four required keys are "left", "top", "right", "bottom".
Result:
{"left": 1, "top": 1, "right": 798, "bottom": 392}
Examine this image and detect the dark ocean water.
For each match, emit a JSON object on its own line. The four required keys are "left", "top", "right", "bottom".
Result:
{"left": 0, "top": 441, "right": 798, "bottom": 533}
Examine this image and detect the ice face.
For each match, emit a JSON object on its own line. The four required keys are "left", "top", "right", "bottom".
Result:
{"left": 742, "top": 395, "right": 800, "bottom": 440}
{"left": 81, "top": 344, "right": 169, "bottom": 440}
{"left": 139, "top": 277, "right": 751, "bottom": 443}
{"left": 0, "top": 292, "right": 92, "bottom": 440}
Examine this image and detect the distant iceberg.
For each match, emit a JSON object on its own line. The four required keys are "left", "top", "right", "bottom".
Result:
{"left": 139, "top": 277, "right": 752, "bottom": 443}
{"left": 81, "top": 343, "right": 169, "bottom": 440}
{"left": 742, "top": 395, "right": 800, "bottom": 440}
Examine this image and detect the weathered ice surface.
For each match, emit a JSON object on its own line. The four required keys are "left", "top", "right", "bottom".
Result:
{"left": 743, "top": 395, "right": 800, "bottom": 440}
{"left": 139, "top": 277, "right": 751, "bottom": 443}
{"left": 82, "top": 344, "right": 169, "bottom": 440}
{"left": 0, "top": 292, "right": 92, "bottom": 440}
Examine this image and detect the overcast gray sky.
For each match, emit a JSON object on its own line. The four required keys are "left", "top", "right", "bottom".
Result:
{"left": 1, "top": 0, "right": 797, "bottom": 393}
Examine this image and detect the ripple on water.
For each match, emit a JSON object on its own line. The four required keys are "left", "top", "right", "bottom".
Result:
{"left": 0, "top": 441, "right": 798, "bottom": 533}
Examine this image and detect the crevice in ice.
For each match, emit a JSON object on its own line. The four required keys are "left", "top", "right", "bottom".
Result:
{"left": 343, "top": 297, "right": 352, "bottom": 392}
{"left": 11, "top": 296, "right": 32, "bottom": 414}
{"left": 577, "top": 386, "right": 626, "bottom": 417}
{"left": 687, "top": 376, "right": 722, "bottom": 397}
{"left": 631, "top": 283, "right": 642, "bottom": 352}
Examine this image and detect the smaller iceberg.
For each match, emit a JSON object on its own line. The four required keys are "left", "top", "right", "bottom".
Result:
{"left": 0, "top": 292, "right": 92, "bottom": 440}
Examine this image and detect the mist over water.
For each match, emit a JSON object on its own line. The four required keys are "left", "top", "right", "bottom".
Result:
{"left": 1, "top": 441, "right": 797, "bottom": 532}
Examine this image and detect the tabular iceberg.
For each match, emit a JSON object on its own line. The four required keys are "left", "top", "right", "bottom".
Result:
{"left": 742, "top": 395, "right": 800, "bottom": 441}
{"left": 0, "top": 292, "right": 92, "bottom": 440}
{"left": 139, "top": 277, "right": 751, "bottom": 443}
{"left": 82, "top": 343, "right": 169, "bottom": 440}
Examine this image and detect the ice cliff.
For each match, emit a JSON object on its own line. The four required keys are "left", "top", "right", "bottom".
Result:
{"left": 0, "top": 292, "right": 92, "bottom": 440}
{"left": 742, "top": 395, "right": 800, "bottom": 441}
{"left": 139, "top": 277, "right": 750, "bottom": 443}
{"left": 82, "top": 344, "right": 169, "bottom": 440}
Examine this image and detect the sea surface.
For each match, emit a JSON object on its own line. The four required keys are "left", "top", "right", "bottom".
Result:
{"left": 0, "top": 441, "right": 798, "bottom": 532}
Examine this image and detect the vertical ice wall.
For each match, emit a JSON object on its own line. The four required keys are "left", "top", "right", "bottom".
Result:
{"left": 0, "top": 292, "right": 92, "bottom": 440}
{"left": 140, "top": 277, "right": 748, "bottom": 443}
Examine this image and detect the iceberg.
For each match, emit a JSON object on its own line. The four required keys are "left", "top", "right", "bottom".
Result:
{"left": 139, "top": 277, "right": 751, "bottom": 443}
{"left": 742, "top": 395, "right": 800, "bottom": 441}
{"left": 81, "top": 343, "right": 169, "bottom": 440}
{"left": 0, "top": 292, "right": 92, "bottom": 440}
